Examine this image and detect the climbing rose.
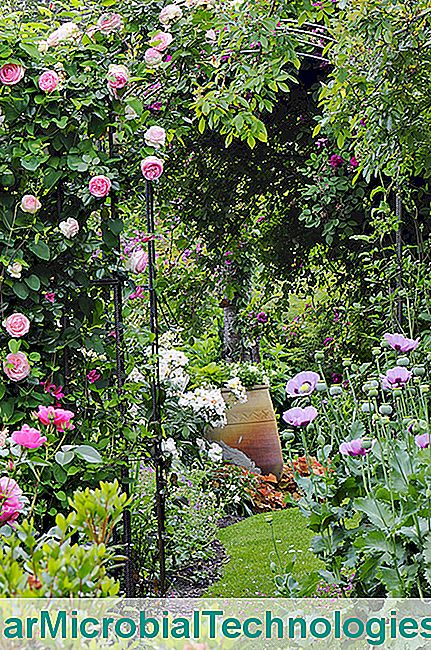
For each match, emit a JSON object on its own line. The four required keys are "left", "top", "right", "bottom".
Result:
{"left": 329, "top": 154, "right": 344, "bottom": 168}
{"left": 282, "top": 406, "right": 318, "bottom": 427}
{"left": 59, "top": 217, "right": 79, "bottom": 239}
{"left": 97, "top": 13, "right": 124, "bottom": 34}
{"left": 381, "top": 366, "right": 412, "bottom": 390}
{"left": 89, "top": 175, "right": 111, "bottom": 197}
{"left": 144, "top": 48, "right": 163, "bottom": 67}
{"left": 150, "top": 31, "right": 173, "bottom": 51}
{"left": 87, "top": 369, "right": 101, "bottom": 383}
{"left": 144, "top": 126, "right": 166, "bottom": 149}
{"left": 141, "top": 156, "right": 164, "bottom": 180}
{"left": 286, "top": 371, "right": 320, "bottom": 398}
{"left": 21, "top": 195, "right": 41, "bottom": 214}
{"left": 4, "top": 313, "right": 30, "bottom": 338}
{"left": 107, "top": 64, "right": 129, "bottom": 89}
{"left": 3, "top": 352, "right": 30, "bottom": 382}
{"left": 44, "top": 292, "right": 55, "bottom": 303}
{"left": 0, "top": 63, "right": 25, "bottom": 85}
{"left": 36, "top": 405, "right": 75, "bottom": 431}
{"left": 0, "top": 477, "right": 23, "bottom": 524}
{"left": 159, "top": 4, "right": 183, "bottom": 24}
{"left": 12, "top": 425, "right": 47, "bottom": 449}
{"left": 339, "top": 438, "right": 372, "bottom": 457}
{"left": 384, "top": 332, "right": 419, "bottom": 353}
{"left": 7, "top": 262, "right": 22, "bottom": 279}
{"left": 128, "top": 249, "right": 149, "bottom": 274}
{"left": 46, "top": 22, "right": 80, "bottom": 47}
{"left": 38, "top": 70, "right": 60, "bottom": 92}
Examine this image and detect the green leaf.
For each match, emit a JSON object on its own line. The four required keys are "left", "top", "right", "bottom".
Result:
{"left": 19, "top": 42, "right": 41, "bottom": 60}
{"left": 55, "top": 450, "right": 75, "bottom": 466}
{"left": 24, "top": 275, "right": 41, "bottom": 291}
{"left": 12, "top": 282, "right": 29, "bottom": 300}
{"left": 29, "top": 241, "right": 50, "bottom": 261}
{"left": 75, "top": 445, "right": 103, "bottom": 464}
{"left": 354, "top": 497, "right": 396, "bottom": 530}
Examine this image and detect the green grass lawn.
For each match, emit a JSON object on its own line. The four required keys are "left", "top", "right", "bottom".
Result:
{"left": 205, "top": 508, "right": 323, "bottom": 597}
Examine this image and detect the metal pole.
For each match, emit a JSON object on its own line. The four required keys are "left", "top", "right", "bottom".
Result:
{"left": 395, "top": 193, "right": 403, "bottom": 326}
{"left": 145, "top": 180, "right": 167, "bottom": 595}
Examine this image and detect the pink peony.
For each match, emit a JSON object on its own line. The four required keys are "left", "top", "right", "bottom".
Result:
{"left": 0, "top": 63, "right": 25, "bottom": 86}
{"left": 141, "top": 156, "right": 164, "bottom": 180}
{"left": 159, "top": 4, "right": 183, "bottom": 24}
{"left": 3, "top": 352, "right": 30, "bottom": 382}
{"left": 128, "top": 249, "right": 149, "bottom": 274}
{"left": 144, "top": 48, "right": 163, "bottom": 67}
{"left": 21, "top": 195, "right": 41, "bottom": 214}
{"left": 38, "top": 70, "right": 60, "bottom": 93}
{"left": 107, "top": 64, "right": 129, "bottom": 90}
{"left": 89, "top": 175, "right": 112, "bottom": 198}
{"left": 97, "top": 13, "right": 124, "bottom": 34}
{"left": 149, "top": 31, "right": 173, "bottom": 52}
{"left": 4, "top": 313, "right": 30, "bottom": 338}
{"left": 12, "top": 425, "right": 47, "bottom": 449}
{"left": 0, "top": 477, "right": 23, "bottom": 524}
{"left": 144, "top": 126, "right": 166, "bottom": 149}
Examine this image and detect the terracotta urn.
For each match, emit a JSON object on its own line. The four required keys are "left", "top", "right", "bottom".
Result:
{"left": 207, "top": 385, "right": 283, "bottom": 478}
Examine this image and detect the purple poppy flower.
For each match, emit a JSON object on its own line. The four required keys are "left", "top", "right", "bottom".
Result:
{"left": 381, "top": 366, "right": 412, "bottom": 390}
{"left": 383, "top": 333, "right": 420, "bottom": 353}
{"left": 256, "top": 311, "right": 268, "bottom": 324}
{"left": 332, "top": 372, "right": 343, "bottom": 384}
{"left": 339, "top": 438, "right": 372, "bottom": 457}
{"left": 286, "top": 371, "right": 320, "bottom": 398}
{"left": 415, "top": 433, "right": 431, "bottom": 449}
{"left": 282, "top": 406, "right": 318, "bottom": 427}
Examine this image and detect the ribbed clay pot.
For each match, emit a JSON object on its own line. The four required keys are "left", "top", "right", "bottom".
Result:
{"left": 207, "top": 385, "right": 283, "bottom": 478}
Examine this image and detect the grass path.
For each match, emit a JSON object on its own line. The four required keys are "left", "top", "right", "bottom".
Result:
{"left": 205, "top": 509, "right": 322, "bottom": 597}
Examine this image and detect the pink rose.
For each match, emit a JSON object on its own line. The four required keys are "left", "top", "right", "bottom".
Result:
{"left": 144, "top": 126, "right": 166, "bottom": 149}
{"left": 11, "top": 425, "right": 47, "bottom": 449}
{"left": 0, "top": 477, "right": 23, "bottom": 524}
{"left": 87, "top": 369, "right": 101, "bottom": 383}
{"left": 38, "top": 70, "right": 60, "bottom": 93}
{"left": 97, "top": 13, "right": 124, "bottom": 34}
{"left": 149, "top": 31, "right": 173, "bottom": 52}
{"left": 46, "top": 22, "right": 80, "bottom": 47}
{"left": 159, "top": 4, "right": 183, "bottom": 24}
{"left": 144, "top": 48, "right": 163, "bottom": 67}
{"left": 36, "top": 405, "right": 56, "bottom": 426}
{"left": 3, "top": 352, "right": 30, "bottom": 382}
{"left": 4, "top": 313, "right": 30, "bottom": 338}
{"left": 107, "top": 64, "right": 129, "bottom": 89}
{"left": 21, "top": 195, "right": 41, "bottom": 214}
{"left": 36, "top": 405, "right": 74, "bottom": 431}
{"left": 89, "top": 175, "right": 112, "bottom": 198}
{"left": 44, "top": 292, "right": 55, "bottom": 303}
{"left": 0, "top": 63, "right": 25, "bottom": 86}
{"left": 59, "top": 217, "right": 79, "bottom": 239}
{"left": 128, "top": 250, "right": 148, "bottom": 274}
{"left": 141, "top": 156, "right": 164, "bottom": 181}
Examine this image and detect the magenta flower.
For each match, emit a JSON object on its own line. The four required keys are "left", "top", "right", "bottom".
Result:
{"left": 384, "top": 333, "right": 419, "bottom": 353}
{"left": 329, "top": 154, "right": 344, "bottom": 169}
{"left": 11, "top": 425, "right": 47, "bottom": 449}
{"left": 381, "top": 366, "right": 412, "bottom": 390}
{"left": 415, "top": 433, "right": 431, "bottom": 449}
{"left": 286, "top": 371, "right": 320, "bottom": 398}
{"left": 349, "top": 156, "right": 359, "bottom": 168}
{"left": 339, "top": 438, "right": 371, "bottom": 457}
{"left": 36, "top": 405, "right": 75, "bottom": 431}
{"left": 282, "top": 406, "right": 318, "bottom": 427}
{"left": 87, "top": 369, "right": 101, "bottom": 384}
{"left": 256, "top": 311, "right": 268, "bottom": 324}
{"left": 0, "top": 477, "right": 23, "bottom": 524}
{"left": 44, "top": 292, "right": 55, "bottom": 303}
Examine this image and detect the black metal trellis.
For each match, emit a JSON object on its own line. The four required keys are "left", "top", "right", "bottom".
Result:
{"left": 395, "top": 193, "right": 403, "bottom": 326}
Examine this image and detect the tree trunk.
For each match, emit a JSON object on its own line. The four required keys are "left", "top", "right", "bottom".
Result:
{"left": 222, "top": 299, "right": 241, "bottom": 362}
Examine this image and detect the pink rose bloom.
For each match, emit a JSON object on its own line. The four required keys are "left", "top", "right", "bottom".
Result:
{"left": 38, "top": 70, "right": 60, "bottom": 93}
{"left": 144, "top": 48, "right": 163, "bottom": 67}
{"left": 59, "top": 217, "right": 79, "bottom": 239}
{"left": 0, "top": 476, "right": 23, "bottom": 524}
{"left": 36, "top": 405, "right": 56, "bottom": 426}
{"left": 144, "top": 126, "right": 166, "bottom": 149}
{"left": 89, "top": 175, "right": 112, "bottom": 198}
{"left": 150, "top": 31, "right": 173, "bottom": 52}
{"left": 128, "top": 249, "right": 149, "bottom": 274}
{"left": 0, "top": 499, "right": 23, "bottom": 524}
{"left": 21, "top": 195, "right": 41, "bottom": 214}
{"left": 107, "top": 64, "right": 129, "bottom": 89}
{"left": 12, "top": 425, "right": 47, "bottom": 449}
{"left": 159, "top": 4, "right": 183, "bottom": 24}
{"left": 4, "top": 313, "right": 30, "bottom": 338}
{"left": 97, "top": 13, "right": 124, "bottom": 34}
{"left": 0, "top": 63, "right": 25, "bottom": 86}
{"left": 3, "top": 352, "right": 30, "bottom": 382}
{"left": 53, "top": 408, "right": 75, "bottom": 431}
{"left": 141, "top": 156, "right": 164, "bottom": 180}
